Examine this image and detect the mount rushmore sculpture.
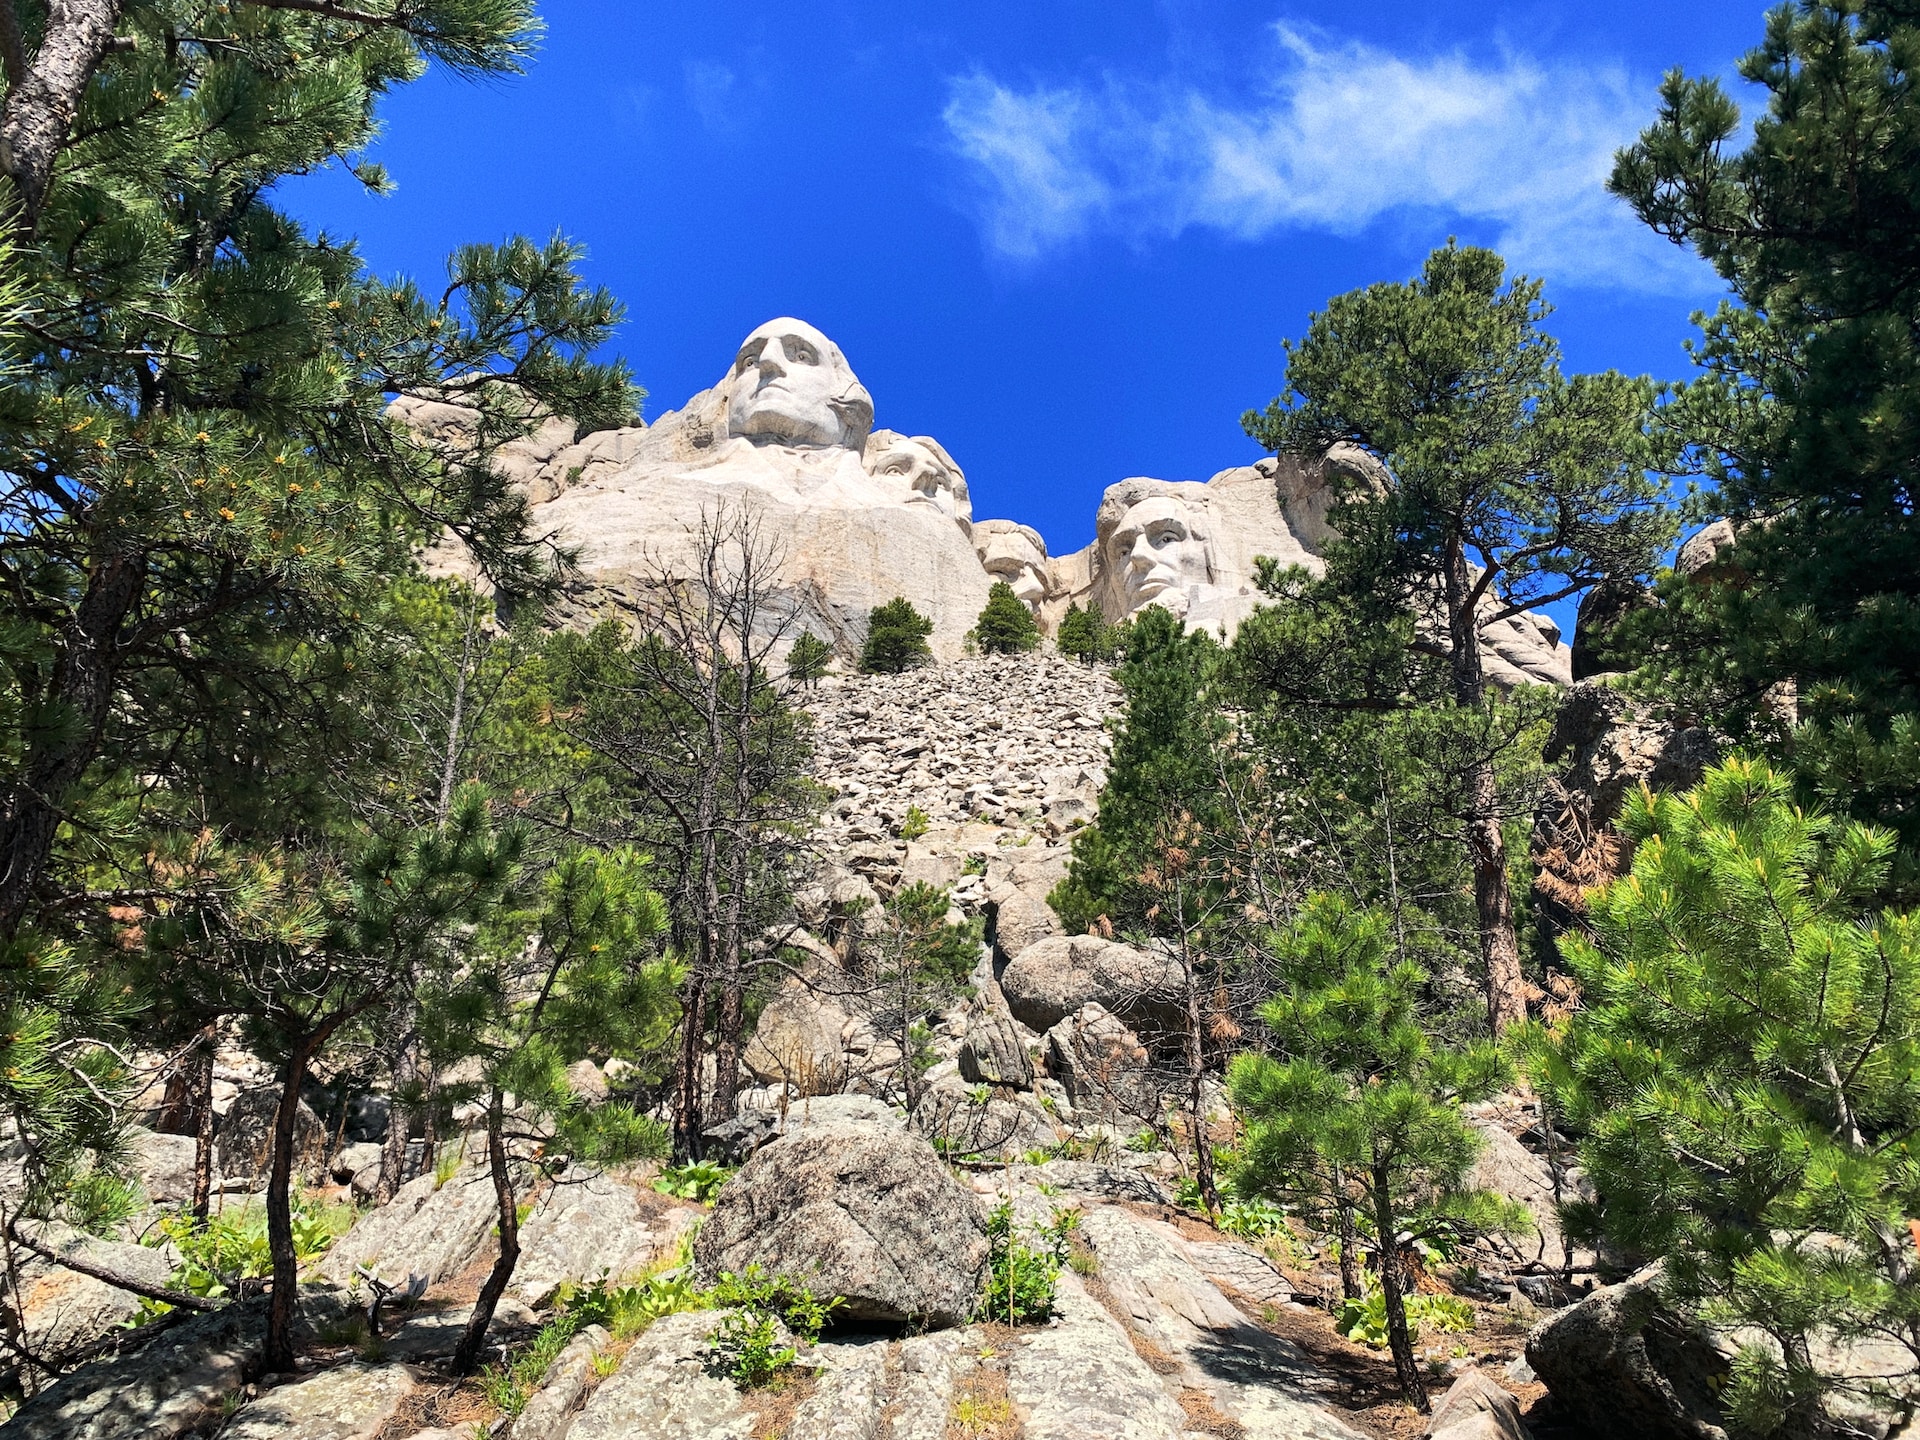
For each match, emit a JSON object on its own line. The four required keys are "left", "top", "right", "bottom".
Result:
{"left": 412, "top": 317, "right": 1570, "bottom": 684}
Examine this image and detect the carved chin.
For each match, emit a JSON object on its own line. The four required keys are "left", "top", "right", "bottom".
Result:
{"left": 733, "top": 400, "right": 842, "bottom": 448}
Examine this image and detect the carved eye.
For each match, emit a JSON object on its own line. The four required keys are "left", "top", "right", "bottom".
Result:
{"left": 786, "top": 338, "right": 819, "bottom": 365}
{"left": 734, "top": 342, "right": 764, "bottom": 374}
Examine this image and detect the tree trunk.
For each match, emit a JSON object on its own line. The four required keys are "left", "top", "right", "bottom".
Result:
{"left": 1333, "top": 1190, "right": 1361, "bottom": 1301}
{"left": 376, "top": 1027, "right": 421, "bottom": 1203}
{"left": 0, "top": 0, "right": 126, "bottom": 225}
{"left": 1441, "top": 538, "right": 1527, "bottom": 1033}
{"left": 0, "top": 552, "right": 144, "bottom": 935}
{"left": 451, "top": 1089, "right": 519, "bottom": 1376}
{"left": 672, "top": 974, "right": 708, "bottom": 1160}
{"left": 264, "top": 1034, "right": 319, "bottom": 1374}
{"left": 1180, "top": 935, "right": 1220, "bottom": 1214}
{"left": 1371, "top": 1165, "right": 1428, "bottom": 1413}
{"left": 189, "top": 1031, "right": 216, "bottom": 1224}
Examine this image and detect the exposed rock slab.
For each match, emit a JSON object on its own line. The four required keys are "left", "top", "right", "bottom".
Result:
{"left": 888, "top": 1330, "right": 969, "bottom": 1440}
{"left": 694, "top": 1123, "right": 986, "bottom": 1327}
{"left": 787, "top": 1338, "right": 890, "bottom": 1440}
{"left": 8, "top": 1221, "right": 176, "bottom": 1368}
{"left": 127, "top": 1128, "right": 199, "bottom": 1207}
{"left": 1427, "top": 1368, "right": 1533, "bottom": 1440}
{"left": 1006, "top": 1271, "right": 1187, "bottom": 1440}
{"left": 510, "top": 1170, "right": 663, "bottom": 1308}
{"left": 508, "top": 1326, "right": 606, "bottom": 1440}
{"left": 226, "top": 1362, "right": 415, "bottom": 1440}
{"left": 318, "top": 1163, "right": 497, "bottom": 1288}
{"left": 566, "top": 1309, "right": 751, "bottom": 1440}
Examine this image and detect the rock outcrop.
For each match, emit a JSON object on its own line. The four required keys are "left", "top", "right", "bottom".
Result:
{"left": 1001, "top": 934, "right": 1185, "bottom": 1036}
{"left": 693, "top": 1121, "right": 988, "bottom": 1327}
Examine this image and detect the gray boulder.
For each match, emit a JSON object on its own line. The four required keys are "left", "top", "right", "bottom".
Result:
{"left": 999, "top": 933, "right": 1185, "bottom": 1035}
{"left": 1043, "top": 1003, "right": 1157, "bottom": 1119}
{"left": 6, "top": 1222, "right": 176, "bottom": 1371}
{"left": 956, "top": 1003, "right": 1033, "bottom": 1089}
{"left": 1427, "top": 1367, "right": 1533, "bottom": 1440}
{"left": 318, "top": 1161, "right": 500, "bottom": 1288}
{"left": 225, "top": 1361, "right": 414, "bottom": 1440}
{"left": 1526, "top": 1263, "right": 1730, "bottom": 1440}
{"left": 510, "top": 1170, "right": 668, "bottom": 1308}
{"left": 693, "top": 1122, "right": 987, "bottom": 1327}
{"left": 126, "top": 1128, "right": 199, "bottom": 1207}
{"left": 988, "top": 888, "right": 1061, "bottom": 963}
{"left": 214, "top": 1084, "right": 328, "bottom": 1185}
{"left": 742, "top": 986, "right": 851, "bottom": 1092}
{"left": 909, "top": 1080, "right": 1059, "bottom": 1161}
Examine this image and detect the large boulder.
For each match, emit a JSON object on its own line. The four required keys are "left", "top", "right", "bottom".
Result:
{"left": 999, "top": 934, "right": 1185, "bottom": 1036}
{"left": 214, "top": 1084, "right": 328, "bottom": 1185}
{"left": 1427, "top": 1367, "right": 1533, "bottom": 1440}
{"left": 1043, "top": 1003, "right": 1157, "bottom": 1119}
{"left": 988, "top": 888, "right": 1061, "bottom": 963}
{"left": 126, "top": 1128, "right": 199, "bottom": 1207}
{"left": 909, "top": 1080, "right": 1059, "bottom": 1161}
{"left": 742, "top": 986, "right": 852, "bottom": 1093}
{"left": 693, "top": 1122, "right": 988, "bottom": 1327}
{"left": 8, "top": 1222, "right": 176, "bottom": 1371}
{"left": 225, "top": 1361, "right": 414, "bottom": 1440}
{"left": 509, "top": 1169, "right": 669, "bottom": 1308}
{"left": 1526, "top": 1263, "right": 1730, "bottom": 1440}
{"left": 956, "top": 1003, "right": 1033, "bottom": 1089}
{"left": 318, "top": 1162, "right": 500, "bottom": 1288}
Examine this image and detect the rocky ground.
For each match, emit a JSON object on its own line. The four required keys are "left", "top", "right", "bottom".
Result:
{"left": 0, "top": 656, "right": 1794, "bottom": 1440}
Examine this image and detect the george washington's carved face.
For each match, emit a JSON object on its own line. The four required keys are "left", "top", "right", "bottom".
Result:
{"left": 726, "top": 318, "right": 872, "bottom": 450}
{"left": 1110, "top": 496, "right": 1214, "bottom": 617}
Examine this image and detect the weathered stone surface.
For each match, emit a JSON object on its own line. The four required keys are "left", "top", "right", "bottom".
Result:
{"left": 9, "top": 1221, "right": 176, "bottom": 1366}
{"left": 1427, "top": 1368, "right": 1533, "bottom": 1440}
{"left": 991, "top": 1160, "right": 1174, "bottom": 1207}
{"left": 1464, "top": 1120, "right": 1586, "bottom": 1272}
{"left": 507, "top": 1326, "right": 606, "bottom": 1440}
{"left": 1675, "top": 518, "right": 1735, "bottom": 576}
{"left": 511, "top": 1170, "right": 663, "bottom": 1307}
{"left": 126, "top": 1128, "right": 199, "bottom": 1206}
{"left": 1006, "top": 1271, "right": 1188, "bottom": 1440}
{"left": 786, "top": 1338, "right": 890, "bottom": 1440}
{"left": 989, "top": 887, "right": 1061, "bottom": 961}
{"left": 216, "top": 1084, "right": 328, "bottom": 1184}
{"left": 566, "top": 1309, "right": 750, "bottom": 1440}
{"left": 1186, "top": 1240, "right": 1295, "bottom": 1308}
{"left": 743, "top": 987, "right": 853, "bottom": 1091}
{"left": 1044, "top": 1003, "right": 1156, "bottom": 1118}
{"left": 318, "top": 1163, "right": 497, "bottom": 1288}
{"left": 1001, "top": 935, "right": 1184, "bottom": 1036}
{"left": 1526, "top": 1263, "right": 1730, "bottom": 1440}
{"left": 226, "top": 1362, "right": 414, "bottom": 1440}
{"left": 694, "top": 1123, "right": 987, "bottom": 1327}
{"left": 329, "top": 1141, "right": 383, "bottom": 1185}
{"left": 910, "top": 1080, "right": 1059, "bottom": 1161}
{"left": 889, "top": 1330, "right": 969, "bottom": 1440}
{"left": 783, "top": 1093, "right": 903, "bottom": 1133}
{"left": 957, "top": 1003, "right": 1033, "bottom": 1089}
{"left": 1571, "top": 578, "right": 1654, "bottom": 681}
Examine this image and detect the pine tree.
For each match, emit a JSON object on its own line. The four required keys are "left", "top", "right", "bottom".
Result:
{"left": 1243, "top": 243, "right": 1672, "bottom": 1031}
{"left": 860, "top": 597, "right": 934, "bottom": 675}
{"left": 1051, "top": 608, "right": 1228, "bottom": 935}
{"left": 1231, "top": 894, "right": 1525, "bottom": 1411}
{"left": 1609, "top": 3, "right": 1920, "bottom": 885}
{"left": 974, "top": 582, "right": 1040, "bottom": 655}
{"left": 862, "top": 882, "right": 983, "bottom": 1112}
{"left": 1525, "top": 757, "right": 1920, "bottom": 1436}
{"left": 787, "top": 632, "right": 833, "bottom": 688}
{"left": 1055, "top": 601, "right": 1115, "bottom": 663}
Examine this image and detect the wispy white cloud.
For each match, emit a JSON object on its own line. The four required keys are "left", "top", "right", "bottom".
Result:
{"left": 941, "top": 25, "right": 1711, "bottom": 292}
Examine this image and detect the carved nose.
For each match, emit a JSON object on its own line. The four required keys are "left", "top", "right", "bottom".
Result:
{"left": 757, "top": 347, "right": 786, "bottom": 378}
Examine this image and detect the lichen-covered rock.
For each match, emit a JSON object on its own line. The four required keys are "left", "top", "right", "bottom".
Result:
{"left": 785, "top": 1338, "right": 891, "bottom": 1440}
{"left": 956, "top": 1002, "right": 1033, "bottom": 1089}
{"left": 1526, "top": 1263, "right": 1730, "bottom": 1440}
{"left": 989, "top": 887, "right": 1061, "bottom": 962}
{"left": 1043, "top": 1003, "right": 1157, "bottom": 1118}
{"left": 507, "top": 1325, "right": 606, "bottom": 1440}
{"left": 8, "top": 1221, "right": 176, "bottom": 1369}
{"left": 215, "top": 1085, "right": 328, "bottom": 1184}
{"left": 566, "top": 1309, "right": 749, "bottom": 1440}
{"left": 1007, "top": 1271, "right": 1188, "bottom": 1440}
{"left": 1000, "top": 934, "right": 1185, "bottom": 1035}
{"left": 318, "top": 1161, "right": 498, "bottom": 1288}
{"left": 126, "top": 1128, "right": 199, "bottom": 1207}
{"left": 1427, "top": 1367, "right": 1534, "bottom": 1440}
{"left": 910, "top": 1080, "right": 1059, "bottom": 1161}
{"left": 510, "top": 1170, "right": 664, "bottom": 1307}
{"left": 693, "top": 1122, "right": 987, "bottom": 1327}
{"left": 743, "top": 987, "right": 852, "bottom": 1091}
{"left": 225, "top": 1362, "right": 414, "bottom": 1440}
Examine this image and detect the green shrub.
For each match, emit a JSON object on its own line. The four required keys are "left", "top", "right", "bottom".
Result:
{"left": 1217, "top": 1195, "right": 1288, "bottom": 1240}
{"left": 899, "top": 805, "right": 930, "bottom": 842}
{"left": 709, "top": 1309, "right": 794, "bottom": 1388}
{"left": 653, "top": 1160, "right": 733, "bottom": 1204}
{"left": 1332, "top": 1287, "right": 1475, "bottom": 1349}
{"left": 786, "top": 632, "right": 833, "bottom": 687}
{"left": 977, "top": 1202, "right": 1072, "bottom": 1325}
{"left": 973, "top": 583, "right": 1040, "bottom": 655}
{"left": 63, "top": 1170, "right": 142, "bottom": 1236}
{"left": 860, "top": 598, "right": 934, "bottom": 674}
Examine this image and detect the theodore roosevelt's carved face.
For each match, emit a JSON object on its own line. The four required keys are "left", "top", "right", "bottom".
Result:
{"left": 866, "top": 432, "right": 972, "bottom": 525}
{"left": 1110, "top": 496, "right": 1214, "bottom": 617}
{"left": 725, "top": 318, "right": 872, "bottom": 450}
{"left": 975, "top": 525, "right": 1048, "bottom": 610}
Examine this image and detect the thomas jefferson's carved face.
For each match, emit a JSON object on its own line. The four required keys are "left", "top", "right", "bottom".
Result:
{"left": 1111, "top": 496, "right": 1213, "bottom": 617}
{"left": 726, "top": 318, "right": 870, "bottom": 449}
{"left": 867, "top": 433, "right": 972, "bottom": 524}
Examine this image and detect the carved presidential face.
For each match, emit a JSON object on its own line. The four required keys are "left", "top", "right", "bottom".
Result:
{"left": 1110, "top": 496, "right": 1213, "bottom": 617}
{"left": 726, "top": 318, "right": 872, "bottom": 450}
{"left": 976, "top": 526, "right": 1048, "bottom": 610}
{"left": 866, "top": 432, "right": 972, "bottom": 525}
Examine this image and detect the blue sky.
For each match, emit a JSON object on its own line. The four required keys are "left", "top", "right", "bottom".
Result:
{"left": 288, "top": 0, "right": 1766, "bottom": 569}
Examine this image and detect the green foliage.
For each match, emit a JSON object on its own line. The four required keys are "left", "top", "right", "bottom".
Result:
{"left": 1052, "top": 608, "right": 1229, "bottom": 935}
{"left": 1055, "top": 602, "right": 1118, "bottom": 664}
{"left": 1217, "top": 1195, "right": 1289, "bottom": 1241}
{"left": 786, "top": 632, "right": 834, "bottom": 688}
{"left": 709, "top": 1309, "right": 795, "bottom": 1388}
{"left": 1333, "top": 1288, "right": 1475, "bottom": 1349}
{"left": 864, "top": 882, "right": 983, "bottom": 1107}
{"left": 860, "top": 598, "right": 936, "bottom": 674}
{"left": 1231, "top": 893, "right": 1527, "bottom": 1403}
{"left": 1525, "top": 757, "right": 1920, "bottom": 1434}
{"left": 705, "top": 1264, "right": 840, "bottom": 1343}
{"left": 559, "top": 1266, "right": 703, "bottom": 1340}
{"left": 477, "top": 1314, "right": 582, "bottom": 1420}
{"left": 61, "top": 1169, "right": 142, "bottom": 1237}
{"left": 974, "top": 583, "right": 1041, "bottom": 656}
{"left": 654, "top": 1161, "right": 735, "bottom": 1204}
{"left": 140, "top": 1196, "right": 352, "bottom": 1317}
{"left": 1607, "top": 5, "right": 1920, "bottom": 886}
{"left": 900, "top": 806, "right": 931, "bottom": 842}
{"left": 977, "top": 1202, "right": 1074, "bottom": 1326}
